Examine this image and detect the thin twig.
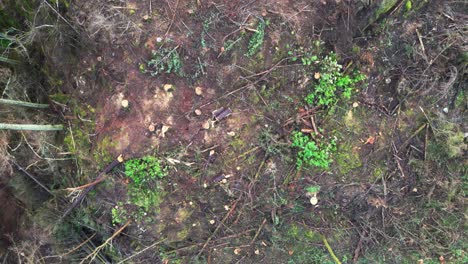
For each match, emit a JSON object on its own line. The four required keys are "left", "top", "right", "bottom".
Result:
{"left": 61, "top": 156, "right": 124, "bottom": 220}
{"left": 322, "top": 235, "right": 342, "bottom": 264}
{"left": 117, "top": 238, "right": 166, "bottom": 263}
{"left": 165, "top": 0, "right": 180, "bottom": 36}
{"left": 80, "top": 220, "right": 131, "bottom": 264}
{"left": 196, "top": 198, "right": 241, "bottom": 258}
{"left": 250, "top": 219, "right": 267, "bottom": 245}
{"left": 40, "top": 234, "right": 96, "bottom": 262}
{"left": 11, "top": 160, "right": 54, "bottom": 196}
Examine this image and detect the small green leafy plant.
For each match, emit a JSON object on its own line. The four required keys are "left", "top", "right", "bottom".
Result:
{"left": 125, "top": 155, "right": 167, "bottom": 185}
{"left": 246, "top": 20, "right": 265, "bottom": 57}
{"left": 147, "top": 47, "right": 183, "bottom": 76}
{"left": 303, "top": 52, "right": 365, "bottom": 107}
{"left": 291, "top": 131, "right": 336, "bottom": 169}
{"left": 109, "top": 156, "right": 168, "bottom": 225}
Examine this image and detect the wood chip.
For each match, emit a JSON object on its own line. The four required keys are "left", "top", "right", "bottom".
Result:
{"left": 212, "top": 107, "right": 232, "bottom": 121}
{"left": 195, "top": 86, "right": 203, "bottom": 96}
{"left": 160, "top": 125, "right": 170, "bottom": 137}
{"left": 163, "top": 84, "right": 174, "bottom": 92}
{"left": 310, "top": 196, "right": 318, "bottom": 205}
{"left": 202, "top": 120, "right": 211, "bottom": 130}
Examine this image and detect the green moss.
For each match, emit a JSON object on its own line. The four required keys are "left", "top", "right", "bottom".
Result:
{"left": 93, "top": 136, "right": 116, "bottom": 166}
{"left": 274, "top": 224, "right": 334, "bottom": 264}
{"left": 454, "top": 89, "right": 466, "bottom": 108}
{"left": 334, "top": 141, "right": 362, "bottom": 175}
{"left": 371, "top": 163, "right": 386, "bottom": 181}
{"left": 373, "top": 0, "right": 399, "bottom": 22}
{"left": 109, "top": 156, "right": 168, "bottom": 225}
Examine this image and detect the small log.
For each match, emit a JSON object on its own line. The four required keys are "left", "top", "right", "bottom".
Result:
{"left": 212, "top": 107, "right": 232, "bottom": 122}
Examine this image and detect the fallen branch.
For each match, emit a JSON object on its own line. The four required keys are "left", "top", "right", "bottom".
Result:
{"left": 322, "top": 235, "right": 342, "bottom": 264}
{"left": 61, "top": 155, "right": 124, "bottom": 220}
{"left": 12, "top": 160, "right": 54, "bottom": 196}
{"left": 398, "top": 123, "right": 427, "bottom": 153}
{"left": 196, "top": 197, "right": 241, "bottom": 258}
{"left": 0, "top": 123, "right": 63, "bottom": 131}
{"left": 0, "top": 98, "right": 49, "bottom": 108}
{"left": 80, "top": 220, "right": 131, "bottom": 264}
{"left": 117, "top": 238, "right": 166, "bottom": 264}
{"left": 250, "top": 219, "right": 267, "bottom": 246}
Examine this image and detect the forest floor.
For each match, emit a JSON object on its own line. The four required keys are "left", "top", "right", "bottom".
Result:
{"left": 0, "top": 0, "right": 466, "bottom": 263}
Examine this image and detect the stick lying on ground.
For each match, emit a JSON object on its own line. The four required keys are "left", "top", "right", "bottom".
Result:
{"left": 0, "top": 124, "right": 63, "bottom": 131}
{"left": 61, "top": 155, "right": 124, "bottom": 220}
{"left": 12, "top": 160, "right": 54, "bottom": 196}
{"left": 0, "top": 98, "right": 49, "bottom": 108}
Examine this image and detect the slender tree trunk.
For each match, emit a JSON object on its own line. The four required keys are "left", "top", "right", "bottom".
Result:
{"left": 0, "top": 98, "right": 49, "bottom": 108}
{"left": 0, "top": 123, "right": 63, "bottom": 131}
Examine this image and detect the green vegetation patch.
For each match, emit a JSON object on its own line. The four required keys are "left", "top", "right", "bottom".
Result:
{"left": 125, "top": 155, "right": 167, "bottom": 184}
{"left": 112, "top": 156, "right": 168, "bottom": 225}
{"left": 246, "top": 20, "right": 266, "bottom": 57}
{"left": 146, "top": 47, "right": 183, "bottom": 76}
{"left": 291, "top": 131, "right": 336, "bottom": 169}
{"left": 272, "top": 224, "right": 340, "bottom": 264}
{"left": 303, "top": 52, "right": 365, "bottom": 107}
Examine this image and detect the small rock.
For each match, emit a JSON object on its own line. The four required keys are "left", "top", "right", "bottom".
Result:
{"left": 121, "top": 99, "right": 129, "bottom": 108}
{"left": 194, "top": 109, "right": 202, "bottom": 116}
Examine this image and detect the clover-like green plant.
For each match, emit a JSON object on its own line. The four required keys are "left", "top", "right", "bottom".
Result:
{"left": 146, "top": 47, "right": 182, "bottom": 76}
{"left": 291, "top": 131, "right": 336, "bottom": 169}
{"left": 303, "top": 52, "right": 366, "bottom": 107}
